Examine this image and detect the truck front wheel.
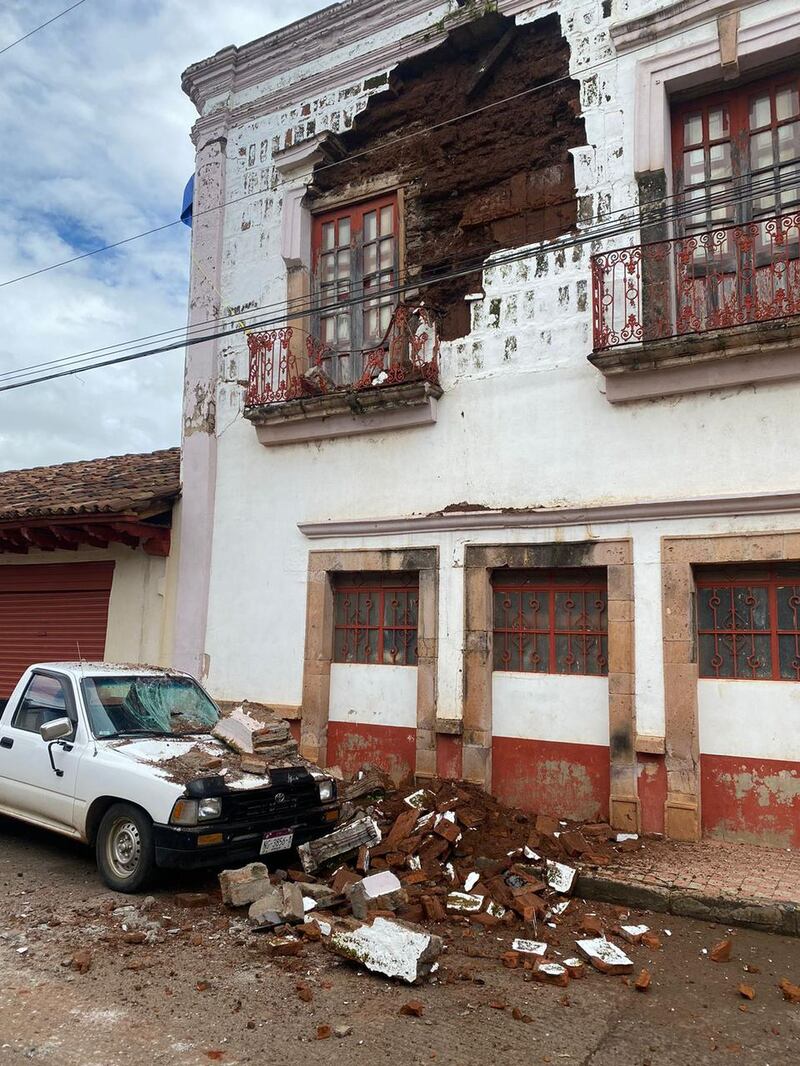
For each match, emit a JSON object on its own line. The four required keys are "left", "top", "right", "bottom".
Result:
{"left": 96, "top": 803, "right": 156, "bottom": 893}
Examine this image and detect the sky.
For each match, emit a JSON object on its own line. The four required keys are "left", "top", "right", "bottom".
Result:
{"left": 0, "top": 0, "right": 328, "bottom": 472}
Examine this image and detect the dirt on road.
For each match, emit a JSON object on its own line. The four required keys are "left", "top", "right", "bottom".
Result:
{"left": 0, "top": 815, "right": 798, "bottom": 1066}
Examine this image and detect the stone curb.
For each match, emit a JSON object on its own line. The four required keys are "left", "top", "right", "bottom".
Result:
{"left": 575, "top": 872, "right": 800, "bottom": 938}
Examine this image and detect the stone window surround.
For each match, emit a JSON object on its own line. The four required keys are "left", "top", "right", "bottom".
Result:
{"left": 300, "top": 547, "right": 439, "bottom": 775}
{"left": 462, "top": 539, "right": 639, "bottom": 833}
{"left": 661, "top": 529, "right": 800, "bottom": 843}
{"left": 632, "top": 5, "right": 800, "bottom": 180}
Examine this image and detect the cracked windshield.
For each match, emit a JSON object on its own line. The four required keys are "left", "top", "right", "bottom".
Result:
{"left": 81, "top": 676, "right": 219, "bottom": 738}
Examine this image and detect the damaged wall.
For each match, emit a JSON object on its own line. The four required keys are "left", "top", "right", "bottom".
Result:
{"left": 311, "top": 12, "right": 585, "bottom": 339}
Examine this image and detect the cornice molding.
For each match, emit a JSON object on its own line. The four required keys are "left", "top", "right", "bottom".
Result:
{"left": 297, "top": 490, "right": 800, "bottom": 539}
{"left": 182, "top": 0, "right": 552, "bottom": 122}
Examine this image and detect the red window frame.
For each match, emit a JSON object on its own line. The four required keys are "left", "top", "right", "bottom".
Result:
{"left": 311, "top": 193, "right": 399, "bottom": 386}
{"left": 696, "top": 566, "right": 800, "bottom": 681}
{"left": 671, "top": 71, "right": 800, "bottom": 232}
{"left": 332, "top": 572, "right": 418, "bottom": 667}
{"left": 492, "top": 569, "right": 608, "bottom": 676}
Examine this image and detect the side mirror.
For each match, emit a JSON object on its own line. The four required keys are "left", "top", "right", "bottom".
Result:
{"left": 40, "top": 718, "right": 73, "bottom": 743}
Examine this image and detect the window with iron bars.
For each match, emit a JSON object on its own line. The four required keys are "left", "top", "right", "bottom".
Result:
{"left": 311, "top": 194, "right": 399, "bottom": 387}
{"left": 492, "top": 569, "right": 608, "bottom": 676}
{"left": 696, "top": 566, "right": 800, "bottom": 681}
{"left": 332, "top": 572, "right": 418, "bottom": 666}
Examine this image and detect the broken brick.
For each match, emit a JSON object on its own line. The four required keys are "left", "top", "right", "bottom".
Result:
{"left": 779, "top": 978, "right": 800, "bottom": 1003}
{"left": 399, "top": 1000, "right": 425, "bottom": 1017}
{"left": 532, "top": 962, "right": 570, "bottom": 987}
{"left": 296, "top": 982, "right": 313, "bottom": 1003}
{"left": 70, "top": 950, "right": 92, "bottom": 975}
{"left": 737, "top": 983, "right": 755, "bottom": 1000}
{"left": 635, "top": 969, "right": 651, "bottom": 993}
{"left": 709, "top": 939, "right": 732, "bottom": 963}
{"left": 316, "top": 1025, "right": 332, "bottom": 1040}
{"left": 577, "top": 938, "right": 633, "bottom": 975}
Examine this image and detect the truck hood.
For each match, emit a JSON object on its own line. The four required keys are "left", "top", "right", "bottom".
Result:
{"left": 100, "top": 735, "right": 274, "bottom": 791}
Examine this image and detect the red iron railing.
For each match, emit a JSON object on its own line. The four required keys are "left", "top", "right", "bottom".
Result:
{"left": 591, "top": 211, "right": 800, "bottom": 351}
{"left": 245, "top": 304, "right": 440, "bottom": 407}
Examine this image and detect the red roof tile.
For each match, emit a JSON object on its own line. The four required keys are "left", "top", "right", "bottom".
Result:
{"left": 0, "top": 448, "right": 180, "bottom": 523}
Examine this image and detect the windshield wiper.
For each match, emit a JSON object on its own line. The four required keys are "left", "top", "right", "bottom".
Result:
{"left": 112, "top": 729, "right": 172, "bottom": 738}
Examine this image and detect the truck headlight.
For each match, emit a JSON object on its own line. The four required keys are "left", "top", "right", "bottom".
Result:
{"left": 170, "top": 797, "right": 222, "bottom": 826}
{"left": 317, "top": 778, "right": 336, "bottom": 803}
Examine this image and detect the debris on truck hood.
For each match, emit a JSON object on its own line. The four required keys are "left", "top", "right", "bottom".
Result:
{"left": 211, "top": 703, "right": 298, "bottom": 760}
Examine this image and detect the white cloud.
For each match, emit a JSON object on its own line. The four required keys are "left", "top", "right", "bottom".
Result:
{"left": 0, "top": 0, "right": 328, "bottom": 471}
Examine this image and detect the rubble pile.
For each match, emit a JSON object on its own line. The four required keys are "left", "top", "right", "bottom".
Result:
{"left": 216, "top": 770, "right": 658, "bottom": 986}
{"left": 211, "top": 703, "right": 299, "bottom": 768}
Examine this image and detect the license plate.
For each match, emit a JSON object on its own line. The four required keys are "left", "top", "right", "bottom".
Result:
{"left": 260, "top": 829, "right": 293, "bottom": 855}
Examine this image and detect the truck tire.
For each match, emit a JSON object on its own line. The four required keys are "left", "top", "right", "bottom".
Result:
{"left": 96, "top": 803, "right": 156, "bottom": 893}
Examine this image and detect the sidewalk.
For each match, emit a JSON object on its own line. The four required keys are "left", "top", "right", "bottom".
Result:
{"left": 577, "top": 837, "right": 800, "bottom": 937}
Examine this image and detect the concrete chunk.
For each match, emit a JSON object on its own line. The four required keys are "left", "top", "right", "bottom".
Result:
{"left": 219, "top": 863, "right": 274, "bottom": 908}
{"left": 327, "top": 917, "right": 443, "bottom": 983}
{"left": 348, "top": 871, "right": 407, "bottom": 920}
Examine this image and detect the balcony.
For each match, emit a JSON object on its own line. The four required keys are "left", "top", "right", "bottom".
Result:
{"left": 243, "top": 304, "right": 442, "bottom": 445}
{"left": 589, "top": 212, "right": 800, "bottom": 402}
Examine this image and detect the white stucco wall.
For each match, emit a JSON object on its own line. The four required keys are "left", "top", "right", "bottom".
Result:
{"left": 493, "top": 672, "right": 608, "bottom": 744}
{"left": 0, "top": 547, "right": 169, "bottom": 667}
{"left": 183, "top": 0, "right": 800, "bottom": 752}
{"left": 329, "top": 662, "right": 417, "bottom": 729}
{"left": 699, "top": 680, "right": 800, "bottom": 762}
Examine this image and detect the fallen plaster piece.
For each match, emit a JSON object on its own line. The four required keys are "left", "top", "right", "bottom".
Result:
{"left": 620, "top": 924, "right": 649, "bottom": 942}
{"left": 576, "top": 937, "right": 634, "bottom": 974}
{"left": 444, "top": 863, "right": 456, "bottom": 882}
{"left": 328, "top": 917, "right": 442, "bottom": 983}
{"left": 512, "top": 939, "right": 548, "bottom": 956}
{"left": 408, "top": 856, "right": 421, "bottom": 871}
{"left": 464, "top": 872, "right": 480, "bottom": 892}
{"left": 404, "top": 789, "right": 435, "bottom": 811}
{"left": 303, "top": 898, "right": 317, "bottom": 913}
{"left": 305, "top": 916, "right": 332, "bottom": 936}
{"left": 546, "top": 860, "right": 577, "bottom": 895}
{"left": 548, "top": 900, "right": 571, "bottom": 918}
{"left": 524, "top": 846, "right": 540, "bottom": 860}
{"left": 486, "top": 901, "right": 506, "bottom": 918}
{"left": 435, "top": 811, "right": 456, "bottom": 825}
{"left": 616, "top": 833, "right": 639, "bottom": 842}
{"left": 446, "top": 892, "right": 484, "bottom": 914}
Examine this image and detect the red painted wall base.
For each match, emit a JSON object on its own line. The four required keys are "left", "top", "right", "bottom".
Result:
{"left": 327, "top": 721, "right": 416, "bottom": 786}
{"left": 701, "top": 753, "right": 800, "bottom": 848}
{"left": 637, "top": 754, "right": 667, "bottom": 836}
{"left": 436, "top": 734, "right": 463, "bottom": 780}
{"left": 491, "top": 736, "right": 610, "bottom": 821}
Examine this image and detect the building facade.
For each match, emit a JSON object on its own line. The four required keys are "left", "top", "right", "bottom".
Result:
{"left": 0, "top": 450, "right": 181, "bottom": 702}
{"left": 177, "top": 0, "right": 800, "bottom": 846}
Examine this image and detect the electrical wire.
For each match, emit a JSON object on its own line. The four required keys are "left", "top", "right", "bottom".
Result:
{"left": 0, "top": 170, "right": 788, "bottom": 386}
{"left": 2, "top": 175, "right": 795, "bottom": 394}
{"left": 0, "top": 1, "right": 758, "bottom": 290}
{"left": 0, "top": 0, "right": 89, "bottom": 57}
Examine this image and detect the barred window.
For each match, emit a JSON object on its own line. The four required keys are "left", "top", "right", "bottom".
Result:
{"left": 696, "top": 566, "right": 800, "bottom": 681}
{"left": 492, "top": 569, "right": 608, "bottom": 676}
{"left": 332, "top": 572, "right": 418, "bottom": 666}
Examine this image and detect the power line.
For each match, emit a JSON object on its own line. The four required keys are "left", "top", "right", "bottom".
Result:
{"left": 0, "top": 0, "right": 89, "bottom": 57}
{"left": 0, "top": 3, "right": 755, "bottom": 290}
{"left": 1, "top": 176, "right": 794, "bottom": 394}
{"left": 0, "top": 162, "right": 788, "bottom": 388}
{"left": 0, "top": 174, "right": 787, "bottom": 387}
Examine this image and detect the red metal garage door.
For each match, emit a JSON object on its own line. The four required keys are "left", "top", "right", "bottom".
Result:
{"left": 0, "top": 562, "right": 114, "bottom": 699}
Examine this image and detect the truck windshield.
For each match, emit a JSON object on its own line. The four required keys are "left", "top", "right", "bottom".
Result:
{"left": 80, "top": 675, "right": 220, "bottom": 739}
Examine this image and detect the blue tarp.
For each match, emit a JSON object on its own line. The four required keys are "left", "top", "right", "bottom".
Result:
{"left": 181, "top": 175, "right": 194, "bottom": 227}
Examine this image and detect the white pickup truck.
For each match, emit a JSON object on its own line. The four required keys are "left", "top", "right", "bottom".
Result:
{"left": 0, "top": 663, "right": 339, "bottom": 892}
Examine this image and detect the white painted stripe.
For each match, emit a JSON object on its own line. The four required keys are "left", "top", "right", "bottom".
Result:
{"left": 329, "top": 662, "right": 417, "bottom": 729}
{"left": 492, "top": 672, "right": 609, "bottom": 745}
{"left": 699, "top": 679, "right": 800, "bottom": 762}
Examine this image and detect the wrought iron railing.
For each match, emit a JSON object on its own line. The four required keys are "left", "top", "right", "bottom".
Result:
{"left": 245, "top": 304, "right": 440, "bottom": 407}
{"left": 591, "top": 211, "right": 800, "bottom": 352}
